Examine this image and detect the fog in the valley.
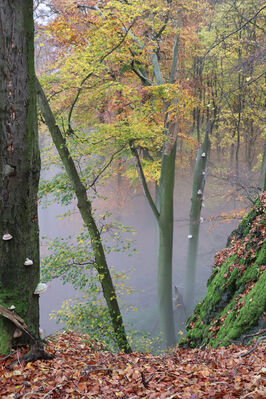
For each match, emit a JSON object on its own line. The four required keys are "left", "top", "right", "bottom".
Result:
{"left": 39, "top": 167, "right": 247, "bottom": 339}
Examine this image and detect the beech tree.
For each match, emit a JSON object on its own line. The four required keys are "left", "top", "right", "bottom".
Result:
{"left": 35, "top": 0, "right": 265, "bottom": 349}
{"left": 0, "top": 0, "right": 41, "bottom": 355}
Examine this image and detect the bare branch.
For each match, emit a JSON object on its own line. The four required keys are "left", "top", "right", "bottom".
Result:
{"left": 129, "top": 140, "right": 159, "bottom": 221}
{"left": 67, "top": 19, "right": 137, "bottom": 132}
{"left": 89, "top": 145, "right": 127, "bottom": 188}
{"left": 201, "top": 5, "right": 266, "bottom": 68}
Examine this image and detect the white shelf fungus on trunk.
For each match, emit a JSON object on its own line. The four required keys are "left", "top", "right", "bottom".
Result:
{"left": 2, "top": 233, "right": 13, "bottom": 240}
{"left": 24, "top": 258, "right": 33, "bottom": 266}
{"left": 34, "top": 282, "right": 48, "bottom": 295}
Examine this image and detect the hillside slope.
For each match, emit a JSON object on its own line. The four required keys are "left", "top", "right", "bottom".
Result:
{"left": 180, "top": 193, "right": 266, "bottom": 348}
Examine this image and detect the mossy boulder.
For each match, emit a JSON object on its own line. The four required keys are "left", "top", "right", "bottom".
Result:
{"left": 180, "top": 193, "right": 266, "bottom": 348}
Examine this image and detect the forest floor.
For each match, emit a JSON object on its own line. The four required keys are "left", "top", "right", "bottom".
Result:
{"left": 0, "top": 331, "right": 265, "bottom": 399}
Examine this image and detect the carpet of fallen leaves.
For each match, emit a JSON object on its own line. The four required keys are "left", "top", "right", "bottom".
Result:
{"left": 1, "top": 332, "right": 265, "bottom": 399}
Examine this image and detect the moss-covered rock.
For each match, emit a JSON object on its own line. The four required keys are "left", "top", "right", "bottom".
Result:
{"left": 180, "top": 193, "right": 266, "bottom": 348}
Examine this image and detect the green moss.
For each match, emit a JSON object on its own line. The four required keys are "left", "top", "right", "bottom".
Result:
{"left": 180, "top": 195, "right": 266, "bottom": 349}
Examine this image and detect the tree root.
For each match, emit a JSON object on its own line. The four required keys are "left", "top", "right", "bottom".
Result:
{"left": 239, "top": 335, "right": 266, "bottom": 358}
{"left": 0, "top": 305, "right": 53, "bottom": 367}
{"left": 7, "top": 342, "right": 53, "bottom": 369}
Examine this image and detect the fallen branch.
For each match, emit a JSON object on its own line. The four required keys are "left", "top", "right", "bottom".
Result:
{"left": 239, "top": 336, "right": 266, "bottom": 358}
{"left": 0, "top": 305, "right": 53, "bottom": 367}
{"left": 0, "top": 350, "right": 14, "bottom": 361}
{"left": 0, "top": 305, "right": 37, "bottom": 342}
{"left": 242, "top": 329, "right": 266, "bottom": 342}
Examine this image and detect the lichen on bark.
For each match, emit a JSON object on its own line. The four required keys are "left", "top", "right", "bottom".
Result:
{"left": 180, "top": 193, "right": 266, "bottom": 348}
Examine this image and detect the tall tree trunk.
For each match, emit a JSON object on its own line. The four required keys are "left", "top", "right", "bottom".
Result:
{"left": 184, "top": 126, "right": 210, "bottom": 314}
{"left": 157, "top": 139, "right": 177, "bottom": 347}
{"left": 0, "top": 0, "right": 40, "bottom": 354}
{"left": 259, "top": 140, "right": 266, "bottom": 191}
{"left": 130, "top": 132, "right": 177, "bottom": 348}
{"left": 36, "top": 80, "right": 131, "bottom": 353}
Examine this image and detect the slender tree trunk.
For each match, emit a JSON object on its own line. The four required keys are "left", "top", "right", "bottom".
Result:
{"left": 157, "top": 140, "right": 177, "bottom": 347}
{"left": 259, "top": 140, "right": 266, "bottom": 191}
{"left": 130, "top": 131, "right": 177, "bottom": 348}
{"left": 184, "top": 126, "right": 210, "bottom": 314}
{"left": 36, "top": 80, "right": 131, "bottom": 353}
{"left": 235, "top": 74, "right": 242, "bottom": 180}
{"left": 0, "top": 0, "right": 40, "bottom": 354}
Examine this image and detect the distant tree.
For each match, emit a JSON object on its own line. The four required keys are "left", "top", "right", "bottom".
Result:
{"left": 0, "top": 0, "right": 41, "bottom": 355}
{"left": 184, "top": 125, "right": 210, "bottom": 313}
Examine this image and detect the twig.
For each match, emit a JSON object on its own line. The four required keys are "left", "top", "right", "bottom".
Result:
{"left": 88, "top": 145, "right": 127, "bottom": 188}
{"left": 43, "top": 384, "right": 63, "bottom": 398}
{"left": 82, "top": 364, "right": 112, "bottom": 375}
{"left": 67, "top": 18, "right": 136, "bottom": 132}
{"left": 22, "top": 386, "right": 44, "bottom": 398}
{"left": 239, "top": 335, "right": 266, "bottom": 358}
{"left": 140, "top": 371, "right": 155, "bottom": 388}
{"left": 201, "top": 5, "right": 266, "bottom": 66}
{"left": 0, "top": 350, "right": 14, "bottom": 361}
{"left": 240, "top": 390, "right": 259, "bottom": 399}
{"left": 242, "top": 329, "right": 266, "bottom": 342}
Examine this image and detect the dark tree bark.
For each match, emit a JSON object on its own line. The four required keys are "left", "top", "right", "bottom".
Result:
{"left": 0, "top": 1, "right": 41, "bottom": 354}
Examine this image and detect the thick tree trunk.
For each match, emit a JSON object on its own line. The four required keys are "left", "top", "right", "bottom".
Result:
{"left": 157, "top": 139, "right": 177, "bottom": 347}
{"left": 184, "top": 127, "right": 209, "bottom": 314}
{"left": 0, "top": 1, "right": 40, "bottom": 354}
{"left": 36, "top": 80, "right": 131, "bottom": 353}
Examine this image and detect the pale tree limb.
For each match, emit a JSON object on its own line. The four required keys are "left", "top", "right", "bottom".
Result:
{"left": 129, "top": 140, "right": 160, "bottom": 221}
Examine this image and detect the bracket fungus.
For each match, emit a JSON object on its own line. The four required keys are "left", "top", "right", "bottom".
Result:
{"left": 197, "top": 189, "right": 202, "bottom": 195}
{"left": 201, "top": 152, "right": 206, "bottom": 158}
{"left": 24, "top": 258, "right": 33, "bottom": 266}
{"left": 188, "top": 234, "right": 193, "bottom": 239}
{"left": 13, "top": 328, "right": 22, "bottom": 338}
{"left": 34, "top": 282, "right": 48, "bottom": 295}
{"left": 2, "top": 233, "right": 13, "bottom": 241}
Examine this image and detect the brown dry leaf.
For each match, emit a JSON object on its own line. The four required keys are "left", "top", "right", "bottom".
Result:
{"left": 0, "top": 332, "right": 266, "bottom": 398}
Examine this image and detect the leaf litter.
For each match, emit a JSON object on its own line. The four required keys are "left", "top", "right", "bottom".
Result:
{"left": 0, "top": 331, "right": 265, "bottom": 398}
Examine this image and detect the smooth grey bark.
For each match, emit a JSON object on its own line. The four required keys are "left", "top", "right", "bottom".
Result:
{"left": 130, "top": 33, "right": 180, "bottom": 348}
{"left": 36, "top": 80, "right": 131, "bottom": 353}
{"left": 0, "top": 0, "right": 40, "bottom": 354}
{"left": 157, "top": 136, "right": 177, "bottom": 346}
{"left": 184, "top": 126, "right": 210, "bottom": 314}
{"left": 130, "top": 131, "right": 177, "bottom": 348}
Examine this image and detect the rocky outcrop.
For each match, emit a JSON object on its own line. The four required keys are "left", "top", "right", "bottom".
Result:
{"left": 180, "top": 193, "right": 266, "bottom": 348}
